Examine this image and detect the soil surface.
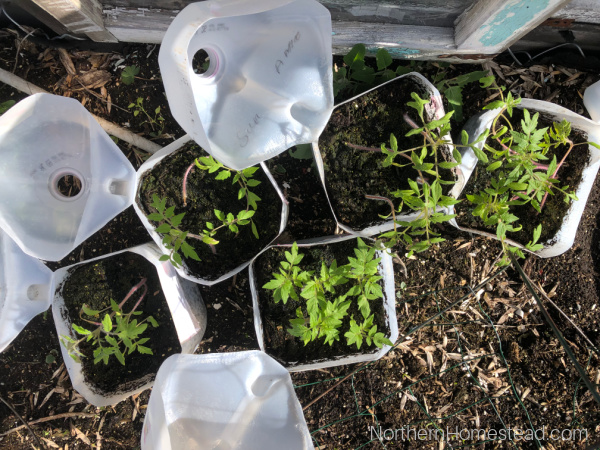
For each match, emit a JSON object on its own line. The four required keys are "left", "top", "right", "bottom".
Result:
{"left": 456, "top": 108, "right": 591, "bottom": 245}
{"left": 264, "top": 148, "right": 338, "bottom": 242}
{"left": 318, "top": 75, "right": 455, "bottom": 231}
{"left": 195, "top": 270, "right": 260, "bottom": 354}
{"left": 254, "top": 239, "right": 391, "bottom": 367}
{"left": 60, "top": 252, "right": 181, "bottom": 394}
{"left": 137, "top": 143, "right": 282, "bottom": 281}
{"left": 1, "top": 28, "right": 600, "bottom": 450}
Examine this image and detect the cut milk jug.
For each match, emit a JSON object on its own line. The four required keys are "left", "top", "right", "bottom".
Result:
{"left": 159, "top": 0, "right": 334, "bottom": 170}
{"left": 141, "top": 352, "right": 313, "bottom": 450}
{"left": 0, "top": 229, "right": 53, "bottom": 353}
{"left": 0, "top": 94, "right": 136, "bottom": 261}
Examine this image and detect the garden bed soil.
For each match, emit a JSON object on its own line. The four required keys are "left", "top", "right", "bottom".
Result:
{"left": 195, "top": 270, "right": 260, "bottom": 354}
{"left": 455, "top": 108, "right": 590, "bottom": 245}
{"left": 2, "top": 31, "right": 600, "bottom": 449}
{"left": 137, "top": 143, "right": 282, "bottom": 281}
{"left": 318, "top": 76, "right": 455, "bottom": 231}
{"left": 253, "top": 238, "right": 391, "bottom": 366}
{"left": 59, "top": 252, "right": 181, "bottom": 394}
{"left": 264, "top": 147, "right": 337, "bottom": 242}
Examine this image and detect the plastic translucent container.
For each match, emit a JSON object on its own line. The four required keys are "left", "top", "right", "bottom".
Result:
{"left": 0, "top": 229, "right": 53, "bottom": 353}
{"left": 584, "top": 79, "right": 600, "bottom": 122}
{"left": 0, "top": 94, "right": 136, "bottom": 261}
{"left": 53, "top": 245, "right": 207, "bottom": 407}
{"left": 141, "top": 352, "right": 313, "bottom": 450}
{"left": 159, "top": 0, "right": 334, "bottom": 170}
{"left": 454, "top": 99, "right": 600, "bottom": 257}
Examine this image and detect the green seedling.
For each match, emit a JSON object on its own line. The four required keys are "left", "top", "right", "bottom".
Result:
{"left": 463, "top": 77, "right": 600, "bottom": 264}
{"left": 60, "top": 278, "right": 158, "bottom": 366}
{"left": 263, "top": 239, "right": 393, "bottom": 350}
{"left": 432, "top": 68, "right": 490, "bottom": 121}
{"left": 148, "top": 155, "right": 262, "bottom": 268}
{"left": 121, "top": 65, "right": 140, "bottom": 85}
{"left": 128, "top": 97, "right": 165, "bottom": 138}
{"left": 334, "top": 44, "right": 407, "bottom": 97}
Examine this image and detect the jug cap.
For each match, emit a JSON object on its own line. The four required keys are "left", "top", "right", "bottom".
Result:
{"left": 159, "top": 0, "right": 334, "bottom": 170}
{"left": 0, "top": 229, "right": 53, "bottom": 353}
{"left": 0, "top": 94, "right": 136, "bottom": 261}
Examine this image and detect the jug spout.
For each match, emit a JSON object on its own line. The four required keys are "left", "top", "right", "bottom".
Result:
{"left": 109, "top": 179, "right": 131, "bottom": 196}
{"left": 27, "top": 284, "right": 50, "bottom": 302}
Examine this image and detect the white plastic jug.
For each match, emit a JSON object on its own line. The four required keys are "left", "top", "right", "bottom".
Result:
{"left": 584, "top": 79, "right": 600, "bottom": 123}
{"left": 141, "top": 352, "right": 314, "bottom": 450}
{"left": 0, "top": 229, "right": 53, "bottom": 353}
{"left": 0, "top": 94, "right": 136, "bottom": 261}
{"left": 159, "top": 0, "right": 334, "bottom": 170}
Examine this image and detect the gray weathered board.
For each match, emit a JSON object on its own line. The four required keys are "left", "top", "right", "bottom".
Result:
{"left": 20, "top": 0, "right": 600, "bottom": 61}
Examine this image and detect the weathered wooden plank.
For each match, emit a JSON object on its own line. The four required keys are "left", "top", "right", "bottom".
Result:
{"left": 25, "top": 0, "right": 117, "bottom": 42}
{"left": 103, "top": 0, "right": 475, "bottom": 27}
{"left": 103, "top": 7, "right": 175, "bottom": 43}
{"left": 455, "top": 0, "right": 574, "bottom": 53}
{"left": 103, "top": 8, "right": 489, "bottom": 62}
{"left": 554, "top": 0, "right": 600, "bottom": 24}
{"left": 102, "top": 0, "right": 472, "bottom": 9}
{"left": 324, "top": 0, "right": 477, "bottom": 27}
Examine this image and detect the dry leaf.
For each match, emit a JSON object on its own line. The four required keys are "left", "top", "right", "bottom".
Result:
{"left": 58, "top": 48, "right": 77, "bottom": 76}
{"left": 76, "top": 70, "right": 112, "bottom": 90}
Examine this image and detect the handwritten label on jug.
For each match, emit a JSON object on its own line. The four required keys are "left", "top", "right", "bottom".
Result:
{"left": 237, "top": 114, "right": 263, "bottom": 148}
{"left": 275, "top": 31, "right": 301, "bottom": 74}
{"left": 200, "top": 23, "right": 229, "bottom": 33}
{"left": 29, "top": 152, "right": 71, "bottom": 177}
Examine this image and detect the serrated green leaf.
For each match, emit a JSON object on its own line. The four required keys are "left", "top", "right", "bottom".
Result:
{"left": 487, "top": 161, "right": 503, "bottom": 171}
{"left": 72, "top": 324, "right": 91, "bottom": 335}
{"left": 102, "top": 314, "right": 113, "bottom": 333}
{"left": 137, "top": 346, "right": 153, "bottom": 355}
{"left": 156, "top": 223, "right": 171, "bottom": 234}
{"left": 147, "top": 213, "right": 163, "bottom": 221}
{"left": 82, "top": 304, "right": 100, "bottom": 316}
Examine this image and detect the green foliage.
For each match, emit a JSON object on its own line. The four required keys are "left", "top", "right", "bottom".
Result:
{"left": 288, "top": 144, "right": 314, "bottom": 160}
{"left": 128, "top": 97, "right": 165, "bottom": 138}
{"left": 333, "top": 45, "right": 407, "bottom": 97}
{"left": 372, "top": 93, "right": 460, "bottom": 257}
{"left": 345, "top": 315, "right": 390, "bottom": 350}
{"left": 263, "top": 239, "right": 394, "bottom": 350}
{"left": 466, "top": 77, "right": 581, "bottom": 265}
{"left": 432, "top": 70, "right": 490, "bottom": 122}
{"left": 149, "top": 156, "right": 263, "bottom": 267}
{"left": 60, "top": 279, "right": 158, "bottom": 366}
{"left": 148, "top": 194, "right": 201, "bottom": 268}
{"left": 0, "top": 100, "right": 15, "bottom": 115}
{"left": 195, "top": 155, "right": 261, "bottom": 240}
{"left": 121, "top": 65, "right": 140, "bottom": 85}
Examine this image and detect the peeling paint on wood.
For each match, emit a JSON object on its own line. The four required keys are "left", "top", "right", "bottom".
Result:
{"left": 455, "top": 0, "right": 573, "bottom": 53}
{"left": 48, "top": 0, "right": 599, "bottom": 59}
{"left": 477, "top": 0, "right": 551, "bottom": 48}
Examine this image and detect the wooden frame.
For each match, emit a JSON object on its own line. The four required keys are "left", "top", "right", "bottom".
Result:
{"left": 21, "top": 0, "right": 599, "bottom": 61}
{"left": 22, "top": 0, "right": 117, "bottom": 42}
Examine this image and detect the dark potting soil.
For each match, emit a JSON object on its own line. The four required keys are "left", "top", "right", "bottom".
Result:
{"left": 137, "top": 143, "right": 282, "bottom": 281}
{"left": 59, "top": 252, "right": 181, "bottom": 394}
{"left": 455, "top": 108, "right": 591, "bottom": 245}
{"left": 318, "top": 76, "right": 456, "bottom": 231}
{"left": 195, "top": 270, "right": 260, "bottom": 353}
{"left": 264, "top": 148, "right": 337, "bottom": 242}
{"left": 254, "top": 238, "right": 391, "bottom": 366}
